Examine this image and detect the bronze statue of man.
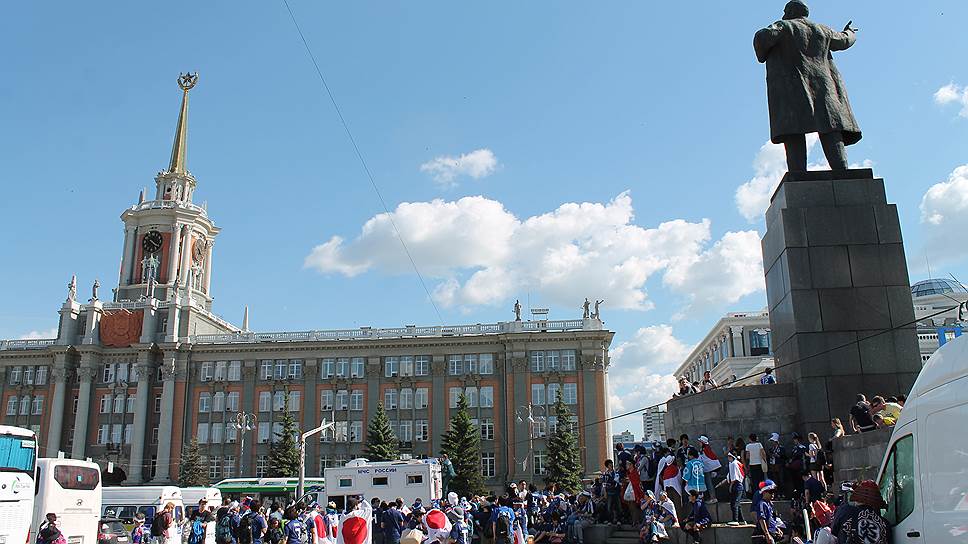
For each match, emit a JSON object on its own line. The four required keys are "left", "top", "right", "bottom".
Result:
{"left": 754, "top": 0, "right": 860, "bottom": 172}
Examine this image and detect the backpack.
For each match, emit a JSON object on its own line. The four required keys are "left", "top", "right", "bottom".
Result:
{"left": 237, "top": 514, "right": 254, "bottom": 544}
{"left": 188, "top": 519, "right": 205, "bottom": 544}
{"left": 494, "top": 509, "right": 512, "bottom": 539}
{"left": 216, "top": 514, "right": 234, "bottom": 544}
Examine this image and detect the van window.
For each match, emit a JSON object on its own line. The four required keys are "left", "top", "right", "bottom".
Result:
{"left": 54, "top": 464, "right": 100, "bottom": 490}
{"left": 407, "top": 475, "right": 423, "bottom": 485}
{"left": 878, "top": 434, "right": 915, "bottom": 525}
{"left": 373, "top": 477, "right": 389, "bottom": 486}
{"left": 339, "top": 478, "right": 352, "bottom": 488}
{"left": 175, "top": 506, "right": 184, "bottom": 521}
{"left": 925, "top": 401, "right": 968, "bottom": 514}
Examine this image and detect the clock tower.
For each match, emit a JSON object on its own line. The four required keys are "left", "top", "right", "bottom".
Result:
{"left": 113, "top": 73, "right": 232, "bottom": 339}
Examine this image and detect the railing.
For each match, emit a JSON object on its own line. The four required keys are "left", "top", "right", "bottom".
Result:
{"left": 129, "top": 199, "right": 207, "bottom": 215}
{"left": 0, "top": 338, "right": 56, "bottom": 351}
{"left": 191, "top": 318, "right": 600, "bottom": 345}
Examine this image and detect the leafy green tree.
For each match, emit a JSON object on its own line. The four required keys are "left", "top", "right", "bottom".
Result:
{"left": 268, "top": 394, "right": 302, "bottom": 477}
{"left": 545, "top": 391, "right": 584, "bottom": 493}
{"left": 364, "top": 403, "right": 399, "bottom": 462}
{"left": 178, "top": 438, "right": 207, "bottom": 487}
{"left": 440, "top": 393, "right": 486, "bottom": 496}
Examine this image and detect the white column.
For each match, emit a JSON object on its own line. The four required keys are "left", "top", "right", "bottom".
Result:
{"left": 730, "top": 326, "right": 746, "bottom": 357}
{"left": 203, "top": 240, "right": 213, "bottom": 294}
{"left": 167, "top": 225, "right": 182, "bottom": 285}
{"left": 127, "top": 358, "right": 153, "bottom": 484}
{"left": 178, "top": 228, "right": 193, "bottom": 287}
{"left": 152, "top": 355, "right": 177, "bottom": 482}
{"left": 72, "top": 362, "right": 98, "bottom": 460}
{"left": 45, "top": 361, "right": 69, "bottom": 456}
{"left": 118, "top": 227, "right": 134, "bottom": 287}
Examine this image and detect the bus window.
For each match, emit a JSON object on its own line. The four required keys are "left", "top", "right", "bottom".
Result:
{"left": 407, "top": 475, "right": 423, "bottom": 485}
{"left": 175, "top": 506, "right": 184, "bottom": 521}
{"left": 0, "top": 433, "right": 36, "bottom": 474}
{"left": 139, "top": 506, "right": 157, "bottom": 524}
{"left": 54, "top": 464, "right": 100, "bottom": 490}
{"left": 879, "top": 434, "right": 915, "bottom": 525}
{"left": 339, "top": 478, "right": 352, "bottom": 488}
{"left": 373, "top": 477, "right": 389, "bottom": 486}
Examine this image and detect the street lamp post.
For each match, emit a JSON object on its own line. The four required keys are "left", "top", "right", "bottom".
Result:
{"left": 298, "top": 419, "right": 335, "bottom": 500}
{"left": 235, "top": 412, "right": 257, "bottom": 478}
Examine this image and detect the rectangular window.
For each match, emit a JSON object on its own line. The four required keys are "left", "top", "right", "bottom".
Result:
{"left": 547, "top": 350, "right": 560, "bottom": 370}
{"left": 339, "top": 477, "right": 352, "bottom": 488}
{"left": 273, "top": 391, "right": 286, "bottom": 412}
{"left": 415, "top": 355, "right": 430, "bottom": 376}
{"left": 351, "top": 357, "right": 365, "bottom": 378}
{"left": 448, "top": 355, "right": 462, "bottom": 376}
{"left": 126, "top": 395, "right": 135, "bottom": 413}
{"left": 259, "top": 391, "right": 271, "bottom": 412}
{"left": 415, "top": 388, "right": 429, "bottom": 409}
{"left": 350, "top": 421, "right": 363, "bottom": 443}
{"left": 6, "top": 396, "right": 17, "bottom": 416}
{"left": 274, "top": 360, "right": 286, "bottom": 380}
{"left": 258, "top": 422, "right": 270, "bottom": 443}
{"left": 749, "top": 330, "right": 771, "bottom": 356}
{"left": 563, "top": 383, "right": 578, "bottom": 405}
{"left": 154, "top": 395, "right": 162, "bottom": 413}
{"left": 256, "top": 456, "right": 269, "bottom": 478}
{"left": 533, "top": 451, "right": 547, "bottom": 475}
{"left": 465, "top": 354, "right": 478, "bottom": 375}
{"left": 879, "top": 434, "right": 915, "bottom": 525}
{"left": 481, "top": 418, "right": 494, "bottom": 441}
{"left": 321, "top": 358, "right": 334, "bottom": 379}
{"left": 482, "top": 452, "right": 496, "bottom": 478}
{"left": 226, "top": 392, "right": 240, "bottom": 412}
{"left": 113, "top": 394, "right": 125, "bottom": 414}
{"left": 385, "top": 389, "right": 398, "bottom": 410}
{"left": 350, "top": 390, "right": 364, "bottom": 411}
{"left": 465, "top": 387, "right": 478, "bottom": 408}
{"left": 96, "top": 425, "right": 108, "bottom": 445}
{"left": 547, "top": 383, "right": 561, "bottom": 405}
{"left": 480, "top": 386, "right": 494, "bottom": 408}
{"left": 209, "top": 456, "right": 222, "bottom": 480}
{"left": 8, "top": 367, "right": 21, "bottom": 385}
{"left": 289, "top": 360, "right": 303, "bottom": 380}
{"left": 400, "top": 356, "right": 414, "bottom": 377}
{"left": 389, "top": 421, "right": 398, "bottom": 439}
{"left": 214, "top": 361, "right": 227, "bottom": 381}
{"left": 199, "top": 392, "right": 211, "bottom": 413}
{"left": 334, "top": 421, "right": 348, "bottom": 442}
{"left": 24, "top": 366, "right": 34, "bottom": 385}
{"left": 320, "top": 390, "right": 334, "bottom": 410}
{"left": 224, "top": 456, "right": 235, "bottom": 477}
{"left": 531, "top": 351, "right": 544, "bottom": 372}
{"left": 288, "top": 391, "right": 302, "bottom": 412}
{"left": 123, "top": 423, "right": 132, "bottom": 444}
{"left": 212, "top": 392, "right": 225, "bottom": 412}
{"left": 449, "top": 387, "right": 461, "bottom": 409}
{"left": 118, "top": 363, "right": 130, "bottom": 383}
{"left": 200, "top": 361, "right": 213, "bottom": 381}
{"left": 398, "top": 420, "right": 413, "bottom": 442}
{"left": 562, "top": 350, "right": 577, "bottom": 370}
{"left": 415, "top": 419, "right": 429, "bottom": 442}
{"left": 373, "top": 476, "right": 389, "bottom": 486}
{"left": 210, "top": 423, "right": 223, "bottom": 444}
{"left": 32, "top": 396, "right": 44, "bottom": 415}
{"left": 272, "top": 422, "right": 283, "bottom": 443}
{"left": 399, "top": 388, "right": 413, "bottom": 410}
{"left": 103, "top": 363, "right": 115, "bottom": 383}
{"left": 151, "top": 427, "right": 159, "bottom": 445}
{"left": 533, "top": 416, "right": 547, "bottom": 438}
{"left": 100, "top": 395, "right": 110, "bottom": 414}
{"left": 225, "top": 423, "right": 238, "bottom": 443}
{"left": 228, "top": 361, "right": 242, "bottom": 381}
{"left": 19, "top": 396, "right": 29, "bottom": 415}
{"left": 479, "top": 354, "right": 494, "bottom": 375}
{"left": 407, "top": 474, "right": 424, "bottom": 485}
{"left": 336, "top": 390, "right": 348, "bottom": 410}
{"left": 260, "top": 360, "right": 273, "bottom": 380}
{"left": 531, "top": 384, "right": 545, "bottom": 406}
{"left": 334, "top": 358, "right": 348, "bottom": 378}
{"left": 197, "top": 423, "right": 209, "bottom": 444}
{"left": 384, "top": 357, "right": 399, "bottom": 377}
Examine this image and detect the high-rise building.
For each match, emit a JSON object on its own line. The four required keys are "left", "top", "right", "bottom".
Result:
{"left": 0, "top": 77, "right": 614, "bottom": 489}
{"left": 641, "top": 405, "right": 666, "bottom": 442}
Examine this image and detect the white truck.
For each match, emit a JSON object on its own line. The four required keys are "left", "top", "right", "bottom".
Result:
{"left": 876, "top": 333, "right": 968, "bottom": 543}
{"left": 323, "top": 458, "right": 442, "bottom": 510}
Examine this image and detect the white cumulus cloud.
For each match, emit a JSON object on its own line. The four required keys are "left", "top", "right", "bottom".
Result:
{"left": 420, "top": 148, "right": 498, "bottom": 187}
{"left": 607, "top": 325, "right": 693, "bottom": 435}
{"left": 663, "top": 230, "right": 766, "bottom": 311}
{"left": 920, "top": 164, "right": 968, "bottom": 260}
{"left": 305, "top": 192, "right": 765, "bottom": 311}
{"left": 934, "top": 83, "right": 968, "bottom": 118}
{"left": 19, "top": 327, "right": 57, "bottom": 340}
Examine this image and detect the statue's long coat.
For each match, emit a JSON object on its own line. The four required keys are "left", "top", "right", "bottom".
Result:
{"left": 754, "top": 17, "right": 861, "bottom": 145}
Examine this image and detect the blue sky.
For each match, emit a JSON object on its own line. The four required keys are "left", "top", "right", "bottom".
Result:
{"left": 3, "top": 1, "right": 968, "bottom": 434}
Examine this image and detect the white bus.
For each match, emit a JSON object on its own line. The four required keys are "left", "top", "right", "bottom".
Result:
{"left": 0, "top": 426, "right": 38, "bottom": 544}
{"left": 323, "top": 458, "right": 441, "bottom": 511}
{"left": 32, "top": 458, "right": 102, "bottom": 544}
{"left": 181, "top": 487, "right": 222, "bottom": 516}
{"left": 102, "top": 486, "right": 184, "bottom": 535}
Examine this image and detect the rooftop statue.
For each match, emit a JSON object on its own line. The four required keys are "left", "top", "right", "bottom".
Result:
{"left": 754, "top": 1, "right": 860, "bottom": 172}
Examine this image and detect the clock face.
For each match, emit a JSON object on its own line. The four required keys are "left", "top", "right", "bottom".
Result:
{"left": 142, "top": 231, "right": 163, "bottom": 254}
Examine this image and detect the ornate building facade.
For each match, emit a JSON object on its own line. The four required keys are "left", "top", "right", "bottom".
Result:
{"left": 0, "top": 76, "right": 613, "bottom": 488}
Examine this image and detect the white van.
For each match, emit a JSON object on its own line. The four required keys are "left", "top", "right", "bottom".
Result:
{"left": 876, "top": 334, "right": 968, "bottom": 543}
{"left": 102, "top": 486, "right": 184, "bottom": 536}
{"left": 181, "top": 487, "right": 222, "bottom": 516}
{"left": 323, "top": 458, "right": 441, "bottom": 510}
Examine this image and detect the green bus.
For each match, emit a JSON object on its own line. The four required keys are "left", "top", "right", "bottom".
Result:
{"left": 212, "top": 477, "right": 325, "bottom": 506}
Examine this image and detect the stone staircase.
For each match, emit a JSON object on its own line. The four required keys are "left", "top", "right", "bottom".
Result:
{"left": 582, "top": 500, "right": 793, "bottom": 544}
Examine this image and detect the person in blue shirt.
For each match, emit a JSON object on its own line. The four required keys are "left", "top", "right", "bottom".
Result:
{"left": 682, "top": 490, "right": 711, "bottom": 544}
{"left": 489, "top": 498, "right": 517, "bottom": 544}
{"left": 447, "top": 508, "right": 469, "bottom": 544}
{"left": 754, "top": 481, "right": 783, "bottom": 544}
{"left": 381, "top": 499, "right": 405, "bottom": 544}
{"left": 248, "top": 501, "right": 267, "bottom": 544}
{"left": 130, "top": 513, "right": 148, "bottom": 544}
{"left": 682, "top": 448, "right": 707, "bottom": 496}
{"left": 281, "top": 507, "right": 305, "bottom": 544}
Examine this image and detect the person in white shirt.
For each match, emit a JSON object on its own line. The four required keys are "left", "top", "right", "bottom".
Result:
{"left": 725, "top": 452, "right": 747, "bottom": 525}
{"left": 744, "top": 433, "right": 767, "bottom": 491}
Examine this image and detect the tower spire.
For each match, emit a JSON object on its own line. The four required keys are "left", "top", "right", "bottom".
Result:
{"left": 167, "top": 72, "right": 198, "bottom": 175}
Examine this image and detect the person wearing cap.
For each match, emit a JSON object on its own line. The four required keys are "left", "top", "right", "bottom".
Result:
{"left": 446, "top": 507, "right": 469, "bottom": 544}
{"left": 760, "top": 367, "right": 777, "bottom": 385}
{"left": 131, "top": 513, "right": 148, "bottom": 544}
{"left": 830, "top": 480, "right": 888, "bottom": 544}
{"left": 766, "top": 433, "right": 786, "bottom": 498}
{"left": 697, "top": 436, "right": 721, "bottom": 504}
{"left": 723, "top": 452, "right": 746, "bottom": 525}
{"left": 752, "top": 480, "right": 782, "bottom": 544}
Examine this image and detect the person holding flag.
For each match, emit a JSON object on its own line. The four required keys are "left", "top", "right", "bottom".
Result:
{"left": 336, "top": 496, "right": 372, "bottom": 544}
{"left": 698, "top": 436, "right": 721, "bottom": 504}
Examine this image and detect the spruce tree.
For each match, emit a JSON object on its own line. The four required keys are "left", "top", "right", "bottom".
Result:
{"left": 178, "top": 438, "right": 207, "bottom": 487}
{"left": 545, "top": 391, "right": 584, "bottom": 493}
{"left": 364, "top": 403, "right": 399, "bottom": 461}
{"left": 440, "top": 393, "right": 486, "bottom": 496}
{"left": 268, "top": 395, "right": 302, "bottom": 477}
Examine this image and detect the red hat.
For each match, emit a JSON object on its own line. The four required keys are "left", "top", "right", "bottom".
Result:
{"left": 850, "top": 480, "right": 887, "bottom": 509}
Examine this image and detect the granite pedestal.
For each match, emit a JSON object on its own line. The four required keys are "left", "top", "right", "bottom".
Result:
{"left": 761, "top": 169, "right": 921, "bottom": 439}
